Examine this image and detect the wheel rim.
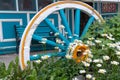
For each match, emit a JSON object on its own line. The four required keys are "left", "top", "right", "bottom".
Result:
{"left": 19, "top": 1, "right": 104, "bottom": 70}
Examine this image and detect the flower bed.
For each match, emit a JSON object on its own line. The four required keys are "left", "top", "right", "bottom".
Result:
{"left": 0, "top": 16, "right": 120, "bottom": 80}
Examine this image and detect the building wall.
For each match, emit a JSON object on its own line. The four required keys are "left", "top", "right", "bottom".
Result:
{"left": 0, "top": 0, "right": 58, "bottom": 54}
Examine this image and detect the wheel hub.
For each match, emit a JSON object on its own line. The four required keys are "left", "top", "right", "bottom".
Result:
{"left": 67, "top": 39, "right": 90, "bottom": 62}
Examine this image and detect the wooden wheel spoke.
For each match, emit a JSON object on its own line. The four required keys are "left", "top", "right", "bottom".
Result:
{"left": 80, "top": 16, "right": 95, "bottom": 39}
{"left": 44, "top": 18, "right": 70, "bottom": 45}
{"left": 32, "top": 34, "right": 66, "bottom": 50}
{"left": 59, "top": 9, "right": 73, "bottom": 41}
{"left": 74, "top": 9, "right": 81, "bottom": 39}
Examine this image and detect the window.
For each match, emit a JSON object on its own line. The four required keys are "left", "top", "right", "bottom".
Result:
{"left": 0, "top": 0, "right": 16, "bottom": 10}
{"left": 102, "top": 3, "right": 118, "bottom": 13}
{"left": 18, "top": 0, "right": 36, "bottom": 11}
{"left": 38, "top": 0, "right": 52, "bottom": 10}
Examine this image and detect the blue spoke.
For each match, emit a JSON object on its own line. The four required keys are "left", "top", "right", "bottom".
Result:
{"left": 32, "top": 34, "right": 66, "bottom": 50}
{"left": 80, "top": 16, "right": 94, "bottom": 39}
{"left": 74, "top": 9, "right": 80, "bottom": 39}
{"left": 59, "top": 9, "right": 73, "bottom": 41}
{"left": 30, "top": 52, "right": 66, "bottom": 60}
{"left": 44, "top": 18, "right": 69, "bottom": 45}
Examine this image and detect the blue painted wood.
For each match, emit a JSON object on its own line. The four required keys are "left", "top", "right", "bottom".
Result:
{"left": 0, "top": 13, "right": 27, "bottom": 54}
{"left": 44, "top": 18, "right": 69, "bottom": 45}
{"left": 0, "top": 41, "right": 16, "bottom": 54}
{"left": 47, "top": 13, "right": 59, "bottom": 27}
{"left": 15, "top": 25, "right": 54, "bottom": 38}
{"left": 2, "top": 22, "right": 20, "bottom": 39}
{"left": 30, "top": 13, "right": 59, "bottom": 27}
{"left": 59, "top": 9, "right": 73, "bottom": 38}
{"left": 80, "top": 16, "right": 94, "bottom": 39}
{"left": 74, "top": 9, "right": 80, "bottom": 39}
{"left": 32, "top": 34, "right": 65, "bottom": 50}
{"left": 0, "top": 8, "right": 59, "bottom": 54}
{"left": 0, "top": 48, "right": 16, "bottom": 54}
{"left": 68, "top": 9, "right": 73, "bottom": 32}
{"left": 30, "top": 52, "right": 66, "bottom": 60}
{"left": 0, "top": 13, "right": 27, "bottom": 25}
{"left": 0, "top": 42, "right": 16, "bottom": 47}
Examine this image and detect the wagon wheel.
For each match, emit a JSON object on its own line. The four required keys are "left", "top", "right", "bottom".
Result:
{"left": 19, "top": 1, "right": 104, "bottom": 70}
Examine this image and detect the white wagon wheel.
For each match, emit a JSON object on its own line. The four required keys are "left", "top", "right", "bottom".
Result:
{"left": 19, "top": 1, "right": 104, "bottom": 70}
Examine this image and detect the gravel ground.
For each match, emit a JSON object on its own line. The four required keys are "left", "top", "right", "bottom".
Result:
{"left": 0, "top": 53, "right": 18, "bottom": 67}
{"left": 0, "top": 50, "right": 57, "bottom": 67}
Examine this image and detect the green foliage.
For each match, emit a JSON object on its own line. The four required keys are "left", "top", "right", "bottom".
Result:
{"left": 0, "top": 57, "right": 37, "bottom": 80}
{"left": 82, "top": 15, "right": 120, "bottom": 80}
{"left": 83, "top": 15, "right": 120, "bottom": 41}
{"left": 33, "top": 58, "right": 84, "bottom": 80}
{"left": 0, "top": 15, "right": 120, "bottom": 80}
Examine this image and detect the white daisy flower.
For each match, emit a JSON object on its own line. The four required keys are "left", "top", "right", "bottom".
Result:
{"left": 41, "top": 41, "right": 46, "bottom": 44}
{"left": 107, "top": 43, "right": 116, "bottom": 48}
{"left": 54, "top": 32, "right": 59, "bottom": 36}
{"left": 59, "top": 25, "right": 65, "bottom": 29}
{"left": 86, "top": 74, "right": 92, "bottom": 79}
{"left": 68, "top": 36, "right": 72, "bottom": 39}
{"left": 50, "top": 31, "right": 53, "bottom": 34}
{"left": 102, "top": 33, "right": 115, "bottom": 40}
{"left": 116, "top": 46, "right": 120, "bottom": 51}
{"left": 98, "top": 69, "right": 106, "bottom": 74}
{"left": 56, "top": 38, "right": 62, "bottom": 43}
{"left": 95, "top": 40, "right": 102, "bottom": 43}
{"left": 82, "top": 61, "right": 90, "bottom": 67}
{"left": 77, "top": 40, "right": 83, "bottom": 43}
{"left": 103, "top": 55, "right": 110, "bottom": 61}
{"left": 64, "top": 32, "right": 68, "bottom": 34}
{"left": 87, "top": 41, "right": 95, "bottom": 46}
{"left": 54, "top": 47, "right": 59, "bottom": 49}
{"left": 116, "top": 51, "right": 120, "bottom": 56}
{"left": 59, "top": 49, "right": 62, "bottom": 52}
{"left": 93, "top": 59, "right": 103, "bottom": 63}
{"left": 72, "top": 78, "right": 79, "bottom": 80}
{"left": 88, "top": 53, "right": 93, "bottom": 58}
{"left": 96, "top": 64, "right": 102, "bottom": 67}
{"left": 102, "top": 45, "right": 105, "bottom": 47}
{"left": 41, "top": 38, "right": 47, "bottom": 44}
{"left": 117, "top": 56, "right": 120, "bottom": 59}
{"left": 115, "top": 42, "right": 120, "bottom": 50}
{"left": 73, "top": 34, "right": 79, "bottom": 37}
{"left": 109, "top": 33, "right": 113, "bottom": 37}
{"left": 93, "top": 59, "right": 99, "bottom": 63}
{"left": 83, "top": 52, "right": 88, "bottom": 55}
{"left": 85, "top": 50, "right": 91, "bottom": 54}
{"left": 35, "top": 60, "right": 42, "bottom": 63}
{"left": 79, "top": 70, "right": 86, "bottom": 74}
{"left": 41, "top": 55, "right": 50, "bottom": 60}
{"left": 92, "top": 77, "right": 96, "bottom": 80}
{"left": 42, "top": 38, "right": 47, "bottom": 41}
{"left": 106, "top": 36, "right": 114, "bottom": 40}
{"left": 111, "top": 61, "right": 119, "bottom": 65}
{"left": 101, "top": 33, "right": 108, "bottom": 37}
{"left": 86, "top": 58, "right": 92, "bottom": 63}
{"left": 65, "top": 54, "right": 72, "bottom": 59}
{"left": 88, "top": 37, "right": 94, "bottom": 40}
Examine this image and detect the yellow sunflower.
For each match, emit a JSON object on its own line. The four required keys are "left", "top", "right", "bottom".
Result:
{"left": 72, "top": 44, "right": 89, "bottom": 63}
